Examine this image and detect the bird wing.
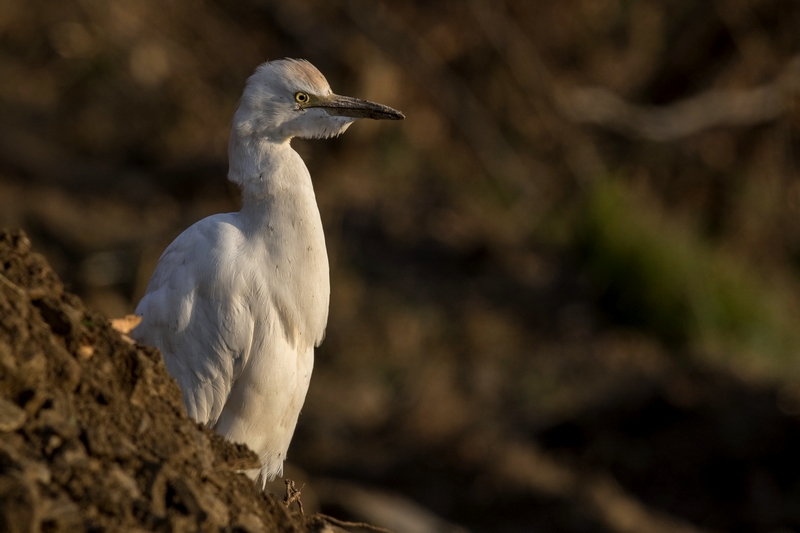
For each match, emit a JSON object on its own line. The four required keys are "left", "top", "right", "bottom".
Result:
{"left": 133, "top": 216, "right": 254, "bottom": 427}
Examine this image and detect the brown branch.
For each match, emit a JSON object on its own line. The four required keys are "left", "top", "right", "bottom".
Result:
{"left": 316, "top": 513, "right": 395, "bottom": 533}
{"left": 560, "top": 56, "right": 800, "bottom": 141}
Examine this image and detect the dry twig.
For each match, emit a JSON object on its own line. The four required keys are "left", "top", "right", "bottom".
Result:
{"left": 0, "top": 271, "right": 47, "bottom": 300}
{"left": 283, "top": 479, "right": 305, "bottom": 515}
{"left": 0, "top": 271, "right": 24, "bottom": 295}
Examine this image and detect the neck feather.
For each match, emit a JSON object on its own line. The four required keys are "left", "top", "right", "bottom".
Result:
{"left": 227, "top": 133, "right": 312, "bottom": 201}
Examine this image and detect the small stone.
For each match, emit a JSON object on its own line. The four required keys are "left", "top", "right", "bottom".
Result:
{"left": 78, "top": 345, "right": 94, "bottom": 359}
{"left": 0, "top": 398, "right": 26, "bottom": 432}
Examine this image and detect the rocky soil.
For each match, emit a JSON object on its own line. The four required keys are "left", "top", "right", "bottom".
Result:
{"left": 0, "top": 229, "right": 323, "bottom": 532}
{"left": 4, "top": 1, "right": 800, "bottom": 531}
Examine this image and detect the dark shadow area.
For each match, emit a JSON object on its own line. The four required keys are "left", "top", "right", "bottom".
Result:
{"left": 540, "top": 371, "right": 800, "bottom": 532}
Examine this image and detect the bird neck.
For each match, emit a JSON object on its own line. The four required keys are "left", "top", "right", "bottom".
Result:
{"left": 228, "top": 133, "right": 313, "bottom": 200}
{"left": 228, "top": 133, "right": 322, "bottom": 237}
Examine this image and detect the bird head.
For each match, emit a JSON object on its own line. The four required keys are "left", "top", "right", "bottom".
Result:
{"left": 232, "top": 59, "right": 404, "bottom": 141}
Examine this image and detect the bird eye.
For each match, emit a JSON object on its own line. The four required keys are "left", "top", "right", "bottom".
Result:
{"left": 294, "top": 92, "right": 309, "bottom": 104}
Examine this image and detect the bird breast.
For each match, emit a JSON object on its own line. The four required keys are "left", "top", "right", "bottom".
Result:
{"left": 240, "top": 187, "right": 330, "bottom": 351}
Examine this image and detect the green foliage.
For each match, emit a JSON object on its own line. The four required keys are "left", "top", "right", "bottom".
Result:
{"left": 580, "top": 178, "right": 800, "bottom": 379}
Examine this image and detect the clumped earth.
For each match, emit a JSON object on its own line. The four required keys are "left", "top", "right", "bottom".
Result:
{"left": 0, "top": 229, "right": 317, "bottom": 532}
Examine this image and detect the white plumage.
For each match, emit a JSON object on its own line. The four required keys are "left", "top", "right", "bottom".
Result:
{"left": 132, "top": 59, "right": 403, "bottom": 486}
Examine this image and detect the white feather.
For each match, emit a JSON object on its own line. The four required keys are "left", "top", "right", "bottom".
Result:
{"left": 133, "top": 59, "right": 334, "bottom": 485}
{"left": 133, "top": 58, "right": 401, "bottom": 486}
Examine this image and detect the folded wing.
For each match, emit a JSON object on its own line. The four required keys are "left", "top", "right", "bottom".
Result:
{"left": 132, "top": 217, "right": 254, "bottom": 427}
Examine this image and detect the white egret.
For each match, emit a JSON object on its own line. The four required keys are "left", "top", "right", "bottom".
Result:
{"left": 132, "top": 59, "right": 404, "bottom": 486}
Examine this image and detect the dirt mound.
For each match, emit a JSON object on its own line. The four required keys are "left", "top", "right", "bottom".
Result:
{"left": 0, "top": 229, "right": 311, "bottom": 532}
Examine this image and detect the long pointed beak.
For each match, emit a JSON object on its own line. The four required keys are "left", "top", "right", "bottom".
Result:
{"left": 310, "top": 94, "right": 405, "bottom": 120}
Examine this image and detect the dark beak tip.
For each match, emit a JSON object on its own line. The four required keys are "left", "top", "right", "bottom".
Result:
{"left": 372, "top": 107, "right": 404, "bottom": 121}
{"left": 383, "top": 108, "right": 405, "bottom": 120}
{"left": 320, "top": 95, "right": 405, "bottom": 121}
{"left": 369, "top": 111, "right": 404, "bottom": 121}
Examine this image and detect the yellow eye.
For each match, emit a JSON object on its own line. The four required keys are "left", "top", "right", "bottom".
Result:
{"left": 294, "top": 92, "right": 309, "bottom": 104}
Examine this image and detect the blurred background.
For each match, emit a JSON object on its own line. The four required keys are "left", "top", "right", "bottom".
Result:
{"left": 2, "top": 0, "right": 800, "bottom": 531}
